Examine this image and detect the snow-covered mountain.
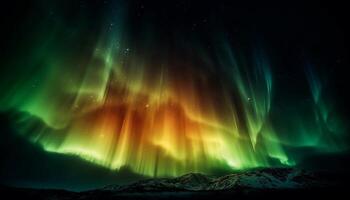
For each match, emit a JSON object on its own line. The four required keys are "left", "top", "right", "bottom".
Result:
{"left": 102, "top": 168, "right": 332, "bottom": 192}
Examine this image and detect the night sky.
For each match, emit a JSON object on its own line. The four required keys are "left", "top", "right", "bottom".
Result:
{"left": 1, "top": 0, "right": 349, "bottom": 191}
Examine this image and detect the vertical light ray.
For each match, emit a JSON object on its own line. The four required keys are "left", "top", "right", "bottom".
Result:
{"left": 0, "top": 2, "right": 346, "bottom": 177}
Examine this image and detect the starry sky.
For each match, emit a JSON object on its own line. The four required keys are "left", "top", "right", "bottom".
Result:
{"left": 1, "top": 0, "right": 349, "bottom": 191}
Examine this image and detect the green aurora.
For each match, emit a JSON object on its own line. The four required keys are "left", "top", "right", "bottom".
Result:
{"left": 0, "top": 1, "right": 347, "bottom": 177}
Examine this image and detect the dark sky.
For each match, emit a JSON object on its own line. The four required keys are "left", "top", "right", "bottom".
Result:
{"left": 1, "top": 0, "right": 349, "bottom": 191}
{"left": 2, "top": 0, "right": 349, "bottom": 107}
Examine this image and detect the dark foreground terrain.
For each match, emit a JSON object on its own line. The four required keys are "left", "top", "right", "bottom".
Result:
{"left": 1, "top": 168, "right": 348, "bottom": 200}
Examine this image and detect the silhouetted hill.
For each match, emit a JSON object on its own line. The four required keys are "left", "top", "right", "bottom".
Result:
{"left": 1, "top": 168, "right": 348, "bottom": 200}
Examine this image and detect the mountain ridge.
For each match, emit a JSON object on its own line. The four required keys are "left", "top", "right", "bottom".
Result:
{"left": 101, "top": 168, "right": 333, "bottom": 192}
{"left": 2, "top": 167, "right": 347, "bottom": 199}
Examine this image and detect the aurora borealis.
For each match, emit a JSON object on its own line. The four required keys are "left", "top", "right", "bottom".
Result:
{"left": 0, "top": 0, "right": 349, "bottom": 181}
